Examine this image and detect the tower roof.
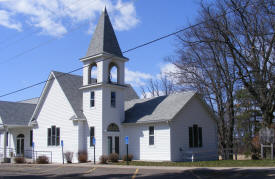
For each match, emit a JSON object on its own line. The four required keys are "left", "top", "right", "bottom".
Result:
{"left": 85, "top": 8, "right": 124, "bottom": 58}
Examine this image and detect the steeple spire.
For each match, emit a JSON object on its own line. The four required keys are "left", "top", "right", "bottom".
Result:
{"left": 85, "top": 8, "right": 124, "bottom": 58}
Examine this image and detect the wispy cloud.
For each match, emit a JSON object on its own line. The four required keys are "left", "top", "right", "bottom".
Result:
{"left": 0, "top": 0, "right": 139, "bottom": 36}
{"left": 0, "top": 10, "right": 22, "bottom": 31}
{"left": 125, "top": 68, "right": 153, "bottom": 87}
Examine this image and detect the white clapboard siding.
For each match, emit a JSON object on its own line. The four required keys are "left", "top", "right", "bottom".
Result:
{"left": 122, "top": 123, "right": 171, "bottom": 161}
{"left": 0, "top": 132, "right": 3, "bottom": 148}
{"left": 170, "top": 96, "right": 218, "bottom": 161}
{"left": 33, "top": 79, "right": 79, "bottom": 163}
{"left": 83, "top": 88, "right": 104, "bottom": 161}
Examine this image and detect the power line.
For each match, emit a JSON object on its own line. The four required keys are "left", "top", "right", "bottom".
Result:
{"left": 0, "top": 2, "right": 257, "bottom": 98}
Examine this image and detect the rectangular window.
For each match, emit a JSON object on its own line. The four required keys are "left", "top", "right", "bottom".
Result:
{"left": 47, "top": 126, "right": 60, "bottom": 146}
{"left": 111, "top": 91, "right": 116, "bottom": 107}
{"left": 193, "top": 125, "right": 198, "bottom": 147}
{"left": 90, "top": 91, "right": 95, "bottom": 107}
{"left": 90, "top": 127, "right": 95, "bottom": 147}
{"left": 52, "top": 126, "right": 56, "bottom": 146}
{"left": 30, "top": 130, "right": 33, "bottom": 147}
{"left": 189, "top": 124, "right": 203, "bottom": 148}
{"left": 149, "top": 126, "right": 154, "bottom": 145}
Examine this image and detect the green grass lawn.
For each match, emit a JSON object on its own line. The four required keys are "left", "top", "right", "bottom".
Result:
{"left": 114, "top": 160, "right": 275, "bottom": 167}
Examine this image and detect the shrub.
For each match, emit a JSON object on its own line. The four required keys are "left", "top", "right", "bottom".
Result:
{"left": 64, "top": 152, "right": 74, "bottom": 163}
{"left": 108, "top": 153, "right": 119, "bottom": 163}
{"left": 123, "top": 154, "right": 133, "bottom": 162}
{"left": 99, "top": 155, "right": 108, "bottom": 164}
{"left": 14, "top": 157, "right": 26, "bottom": 164}
{"left": 78, "top": 151, "right": 88, "bottom": 163}
{"left": 36, "top": 156, "right": 49, "bottom": 164}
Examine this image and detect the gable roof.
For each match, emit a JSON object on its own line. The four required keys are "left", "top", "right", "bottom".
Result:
{"left": 52, "top": 71, "right": 87, "bottom": 119}
{"left": 0, "top": 101, "right": 36, "bottom": 126}
{"left": 85, "top": 8, "right": 125, "bottom": 58}
{"left": 31, "top": 71, "right": 138, "bottom": 122}
{"left": 124, "top": 91, "right": 196, "bottom": 124}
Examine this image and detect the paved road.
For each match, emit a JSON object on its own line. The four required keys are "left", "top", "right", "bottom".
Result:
{"left": 0, "top": 164, "right": 275, "bottom": 178}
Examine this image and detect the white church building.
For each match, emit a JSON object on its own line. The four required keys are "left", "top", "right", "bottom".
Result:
{"left": 0, "top": 9, "right": 218, "bottom": 163}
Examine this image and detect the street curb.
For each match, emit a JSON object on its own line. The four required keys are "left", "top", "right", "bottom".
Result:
{"left": 1, "top": 163, "right": 275, "bottom": 171}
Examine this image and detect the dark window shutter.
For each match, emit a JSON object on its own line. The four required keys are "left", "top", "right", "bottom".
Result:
{"left": 56, "top": 128, "right": 60, "bottom": 146}
{"left": 6, "top": 132, "right": 9, "bottom": 147}
{"left": 193, "top": 125, "right": 198, "bottom": 147}
{"left": 30, "top": 130, "right": 33, "bottom": 147}
{"left": 189, "top": 127, "right": 193, "bottom": 148}
{"left": 199, "top": 127, "right": 202, "bottom": 147}
{"left": 47, "top": 128, "right": 51, "bottom": 146}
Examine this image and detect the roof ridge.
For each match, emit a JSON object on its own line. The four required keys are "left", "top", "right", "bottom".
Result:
{"left": 126, "top": 91, "right": 196, "bottom": 103}
{"left": 51, "top": 70, "right": 82, "bottom": 78}
{"left": 0, "top": 100, "right": 36, "bottom": 105}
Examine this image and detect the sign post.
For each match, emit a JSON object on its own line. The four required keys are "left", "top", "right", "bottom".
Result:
{"left": 93, "top": 138, "right": 96, "bottom": 164}
{"left": 32, "top": 142, "right": 35, "bottom": 163}
{"left": 61, "top": 140, "right": 64, "bottom": 164}
{"left": 125, "top": 136, "right": 129, "bottom": 165}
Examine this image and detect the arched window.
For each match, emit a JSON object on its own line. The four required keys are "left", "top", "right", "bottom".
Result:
{"left": 108, "top": 62, "right": 118, "bottom": 83}
{"left": 17, "top": 134, "right": 24, "bottom": 138}
{"left": 89, "top": 63, "right": 97, "bottom": 84}
{"left": 107, "top": 123, "right": 119, "bottom": 132}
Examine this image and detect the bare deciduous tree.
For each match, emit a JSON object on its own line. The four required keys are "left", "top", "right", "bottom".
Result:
{"left": 140, "top": 74, "right": 177, "bottom": 98}
{"left": 201, "top": 0, "right": 275, "bottom": 126}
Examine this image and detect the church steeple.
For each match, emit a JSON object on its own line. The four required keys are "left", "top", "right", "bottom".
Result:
{"left": 80, "top": 8, "right": 127, "bottom": 160}
{"left": 85, "top": 8, "right": 124, "bottom": 58}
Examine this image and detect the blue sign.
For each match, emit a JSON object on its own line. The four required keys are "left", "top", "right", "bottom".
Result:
{"left": 93, "top": 138, "right": 96, "bottom": 145}
{"left": 32, "top": 142, "right": 34, "bottom": 148}
{"left": 61, "top": 140, "right": 64, "bottom": 147}
{"left": 125, "top": 136, "right": 129, "bottom": 144}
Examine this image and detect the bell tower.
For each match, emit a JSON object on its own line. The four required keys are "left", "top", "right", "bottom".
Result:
{"left": 80, "top": 8, "right": 128, "bottom": 159}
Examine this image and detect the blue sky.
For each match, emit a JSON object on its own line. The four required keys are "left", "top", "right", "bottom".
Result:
{"left": 0, "top": 0, "right": 200, "bottom": 101}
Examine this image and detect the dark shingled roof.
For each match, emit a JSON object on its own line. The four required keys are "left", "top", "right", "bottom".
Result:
{"left": 52, "top": 71, "right": 88, "bottom": 119}
{"left": 85, "top": 8, "right": 124, "bottom": 58}
{"left": 51, "top": 71, "right": 138, "bottom": 119}
{"left": 0, "top": 101, "right": 36, "bottom": 126}
{"left": 124, "top": 91, "right": 196, "bottom": 124}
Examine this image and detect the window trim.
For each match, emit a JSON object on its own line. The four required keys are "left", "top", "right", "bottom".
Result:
{"left": 149, "top": 126, "right": 154, "bottom": 146}
{"left": 107, "top": 123, "right": 120, "bottom": 132}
